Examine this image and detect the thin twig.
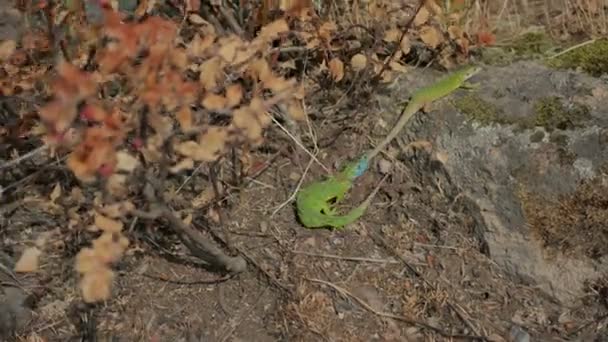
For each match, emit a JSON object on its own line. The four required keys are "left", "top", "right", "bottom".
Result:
{"left": 291, "top": 250, "right": 403, "bottom": 264}
{"left": 0, "top": 145, "right": 48, "bottom": 170}
{"left": 546, "top": 38, "right": 597, "bottom": 59}
{"left": 269, "top": 114, "right": 329, "bottom": 173}
{"left": 141, "top": 272, "right": 233, "bottom": 285}
{"left": 175, "top": 162, "right": 204, "bottom": 194}
{"left": 270, "top": 154, "right": 315, "bottom": 216}
{"left": 307, "top": 278, "right": 486, "bottom": 340}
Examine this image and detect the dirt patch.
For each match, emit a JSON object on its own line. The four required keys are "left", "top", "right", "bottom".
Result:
{"left": 521, "top": 167, "right": 608, "bottom": 260}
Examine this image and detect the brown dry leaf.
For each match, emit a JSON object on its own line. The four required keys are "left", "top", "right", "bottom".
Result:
{"left": 199, "top": 56, "right": 222, "bottom": 90}
{"left": 49, "top": 183, "right": 62, "bottom": 203}
{"left": 248, "top": 97, "right": 272, "bottom": 127}
{"left": 389, "top": 61, "right": 408, "bottom": 73}
{"left": 350, "top": 54, "right": 367, "bottom": 71}
{"left": 170, "top": 49, "right": 188, "bottom": 69}
{"left": 175, "top": 128, "right": 228, "bottom": 162}
{"left": 218, "top": 36, "right": 241, "bottom": 62}
{"left": 0, "top": 40, "right": 16, "bottom": 61}
{"left": 400, "top": 35, "right": 411, "bottom": 55}
{"left": 419, "top": 26, "right": 444, "bottom": 49}
{"left": 80, "top": 267, "right": 114, "bottom": 303}
{"left": 176, "top": 106, "right": 193, "bottom": 131}
{"left": 175, "top": 140, "right": 200, "bottom": 159}
{"left": 414, "top": 5, "right": 431, "bottom": 26}
{"left": 197, "top": 127, "right": 228, "bottom": 160}
{"left": 232, "top": 107, "right": 263, "bottom": 143}
{"left": 287, "top": 101, "right": 305, "bottom": 120}
{"left": 226, "top": 84, "right": 243, "bottom": 108}
{"left": 92, "top": 232, "right": 129, "bottom": 264}
{"left": 258, "top": 18, "right": 289, "bottom": 42}
{"left": 75, "top": 248, "right": 100, "bottom": 274}
{"left": 318, "top": 21, "right": 337, "bottom": 41}
{"left": 14, "top": 247, "right": 42, "bottom": 273}
{"left": 202, "top": 93, "right": 227, "bottom": 110}
{"left": 188, "top": 13, "right": 208, "bottom": 25}
{"left": 248, "top": 58, "right": 272, "bottom": 83}
{"left": 147, "top": 112, "right": 173, "bottom": 139}
{"left": 94, "top": 212, "right": 124, "bottom": 233}
{"left": 182, "top": 213, "right": 193, "bottom": 225}
{"left": 106, "top": 173, "right": 128, "bottom": 198}
{"left": 448, "top": 25, "right": 464, "bottom": 40}
{"left": 383, "top": 28, "right": 401, "bottom": 43}
{"left": 188, "top": 34, "right": 215, "bottom": 56}
{"left": 170, "top": 158, "right": 195, "bottom": 173}
{"left": 192, "top": 187, "right": 215, "bottom": 208}
{"left": 328, "top": 58, "right": 344, "bottom": 82}
{"left": 264, "top": 75, "right": 294, "bottom": 93}
{"left": 207, "top": 207, "right": 221, "bottom": 223}
{"left": 115, "top": 151, "right": 139, "bottom": 172}
{"left": 100, "top": 201, "right": 134, "bottom": 218}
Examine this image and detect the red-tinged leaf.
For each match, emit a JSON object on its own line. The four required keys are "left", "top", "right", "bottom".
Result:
{"left": 132, "top": 138, "right": 143, "bottom": 150}
{"left": 477, "top": 31, "right": 496, "bottom": 46}
{"left": 98, "top": 163, "right": 114, "bottom": 178}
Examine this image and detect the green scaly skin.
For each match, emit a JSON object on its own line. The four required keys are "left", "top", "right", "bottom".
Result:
{"left": 296, "top": 65, "right": 483, "bottom": 229}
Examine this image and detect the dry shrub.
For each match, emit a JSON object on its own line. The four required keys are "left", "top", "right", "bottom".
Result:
{"left": 37, "top": 5, "right": 304, "bottom": 303}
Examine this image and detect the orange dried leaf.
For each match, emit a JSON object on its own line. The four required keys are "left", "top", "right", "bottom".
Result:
{"left": 188, "top": 13, "right": 208, "bottom": 25}
{"left": 414, "top": 6, "right": 431, "bottom": 26}
{"left": 287, "top": 101, "right": 305, "bottom": 120}
{"left": 328, "top": 58, "right": 344, "bottom": 82}
{"left": 248, "top": 58, "right": 272, "bottom": 83}
{"left": 383, "top": 28, "right": 401, "bottom": 43}
{"left": 80, "top": 267, "right": 114, "bottom": 303}
{"left": 400, "top": 35, "right": 412, "bottom": 55}
{"left": 170, "top": 49, "right": 188, "bottom": 68}
{"left": 202, "top": 93, "right": 228, "bottom": 110}
{"left": 264, "top": 75, "right": 294, "bottom": 93}
{"left": 218, "top": 36, "right": 241, "bottom": 62}
{"left": 176, "top": 106, "right": 193, "bottom": 131}
{"left": 419, "top": 26, "right": 444, "bottom": 49}
{"left": 226, "top": 84, "right": 243, "bottom": 108}
{"left": 170, "top": 158, "right": 195, "bottom": 173}
{"left": 0, "top": 40, "right": 16, "bottom": 61}
{"left": 318, "top": 21, "right": 337, "bottom": 41}
{"left": 200, "top": 57, "right": 222, "bottom": 90}
{"left": 258, "top": 19, "right": 289, "bottom": 42}
{"left": 94, "top": 212, "right": 124, "bottom": 233}
{"left": 14, "top": 247, "right": 42, "bottom": 273}
{"left": 198, "top": 127, "right": 229, "bottom": 160}
{"left": 188, "top": 34, "right": 215, "bottom": 56}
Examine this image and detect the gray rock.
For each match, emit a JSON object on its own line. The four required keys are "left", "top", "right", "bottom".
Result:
{"left": 375, "top": 61, "right": 608, "bottom": 304}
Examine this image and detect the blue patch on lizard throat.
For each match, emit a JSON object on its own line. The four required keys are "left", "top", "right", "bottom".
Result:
{"left": 353, "top": 156, "right": 368, "bottom": 178}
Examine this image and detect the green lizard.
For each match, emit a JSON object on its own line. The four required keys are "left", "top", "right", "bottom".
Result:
{"left": 296, "top": 65, "right": 482, "bottom": 229}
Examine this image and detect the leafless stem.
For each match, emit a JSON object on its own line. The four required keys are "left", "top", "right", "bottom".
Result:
{"left": 0, "top": 145, "right": 48, "bottom": 170}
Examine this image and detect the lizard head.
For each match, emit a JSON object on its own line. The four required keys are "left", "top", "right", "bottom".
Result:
{"left": 461, "top": 65, "right": 482, "bottom": 80}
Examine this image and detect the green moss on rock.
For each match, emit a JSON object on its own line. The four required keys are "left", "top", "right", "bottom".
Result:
{"left": 454, "top": 94, "right": 507, "bottom": 126}
{"left": 532, "top": 96, "right": 591, "bottom": 131}
{"left": 546, "top": 39, "right": 608, "bottom": 77}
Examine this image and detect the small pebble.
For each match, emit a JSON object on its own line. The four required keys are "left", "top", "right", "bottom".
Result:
{"left": 377, "top": 158, "right": 392, "bottom": 174}
{"left": 509, "top": 325, "right": 530, "bottom": 342}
